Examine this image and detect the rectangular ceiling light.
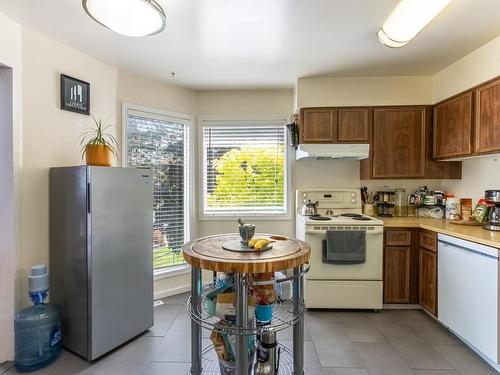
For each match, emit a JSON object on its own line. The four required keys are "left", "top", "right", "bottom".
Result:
{"left": 378, "top": 0, "right": 452, "bottom": 48}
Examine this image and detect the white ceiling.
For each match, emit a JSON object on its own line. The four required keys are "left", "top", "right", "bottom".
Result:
{"left": 1, "top": 0, "right": 500, "bottom": 90}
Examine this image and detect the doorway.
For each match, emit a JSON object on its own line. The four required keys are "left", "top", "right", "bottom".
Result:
{"left": 0, "top": 65, "right": 15, "bottom": 361}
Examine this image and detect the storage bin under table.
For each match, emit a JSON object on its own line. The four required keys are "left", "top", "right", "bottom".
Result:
{"left": 182, "top": 233, "right": 311, "bottom": 375}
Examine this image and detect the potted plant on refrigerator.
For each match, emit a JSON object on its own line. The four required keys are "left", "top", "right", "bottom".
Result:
{"left": 80, "top": 114, "right": 118, "bottom": 167}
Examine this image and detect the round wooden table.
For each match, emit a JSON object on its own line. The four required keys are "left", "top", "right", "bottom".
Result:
{"left": 182, "top": 233, "right": 311, "bottom": 375}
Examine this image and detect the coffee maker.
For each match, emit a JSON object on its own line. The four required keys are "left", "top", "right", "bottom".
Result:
{"left": 484, "top": 190, "right": 500, "bottom": 231}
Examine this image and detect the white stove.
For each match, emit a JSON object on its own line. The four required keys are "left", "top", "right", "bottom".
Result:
{"left": 295, "top": 189, "right": 384, "bottom": 310}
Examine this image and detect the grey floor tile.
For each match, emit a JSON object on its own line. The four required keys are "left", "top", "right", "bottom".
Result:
{"left": 160, "top": 292, "right": 189, "bottom": 305}
{"left": 4, "top": 350, "right": 71, "bottom": 374}
{"left": 175, "top": 303, "right": 190, "bottom": 319}
{"left": 152, "top": 319, "right": 210, "bottom": 362}
{"left": 342, "top": 319, "right": 385, "bottom": 343}
{"left": 387, "top": 336, "right": 453, "bottom": 370}
{"left": 49, "top": 358, "right": 97, "bottom": 375}
{"left": 103, "top": 336, "right": 161, "bottom": 360}
{"left": 354, "top": 342, "right": 413, "bottom": 375}
{"left": 0, "top": 362, "right": 14, "bottom": 374}
{"left": 276, "top": 323, "right": 312, "bottom": 341}
{"left": 306, "top": 309, "right": 343, "bottom": 323}
{"left": 433, "top": 344, "right": 496, "bottom": 375}
{"left": 146, "top": 304, "right": 182, "bottom": 337}
{"left": 402, "top": 313, "right": 458, "bottom": 345}
{"left": 151, "top": 319, "right": 191, "bottom": 362}
{"left": 367, "top": 310, "right": 405, "bottom": 324}
{"left": 309, "top": 322, "right": 363, "bottom": 368}
{"left": 280, "top": 340, "right": 323, "bottom": 374}
{"left": 412, "top": 370, "right": 460, "bottom": 375}
{"left": 140, "top": 362, "right": 190, "bottom": 375}
{"left": 376, "top": 322, "right": 420, "bottom": 338}
{"left": 322, "top": 368, "right": 370, "bottom": 375}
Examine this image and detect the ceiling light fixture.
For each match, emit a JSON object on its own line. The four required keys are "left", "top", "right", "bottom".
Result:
{"left": 82, "top": 0, "right": 166, "bottom": 37}
{"left": 377, "top": 0, "right": 452, "bottom": 48}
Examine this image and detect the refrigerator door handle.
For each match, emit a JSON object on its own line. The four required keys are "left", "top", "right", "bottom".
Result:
{"left": 87, "top": 182, "right": 91, "bottom": 213}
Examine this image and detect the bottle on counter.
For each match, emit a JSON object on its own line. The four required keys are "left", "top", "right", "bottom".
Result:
{"left": 460, "top": 198, "right": 473, "bottom": 222}
{"left": 394, "top": 188, "right": 407, "bottom": 217}
{"left": 445, "top": 195, "right": 459, "bottom": 220}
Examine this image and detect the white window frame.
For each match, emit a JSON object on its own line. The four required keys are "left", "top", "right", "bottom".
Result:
{"left": 198, "top": 115, "right": 291, "bottom": 221}
{"left": 122, "top": 103, "right": 194, "bottom": 278}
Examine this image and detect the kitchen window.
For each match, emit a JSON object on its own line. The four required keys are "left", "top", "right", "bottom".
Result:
{"left": 123, "top": 104, "right": 192, "bottom": 273}
{"left": 200, "top": 118, "right": 288, "bottom": 218}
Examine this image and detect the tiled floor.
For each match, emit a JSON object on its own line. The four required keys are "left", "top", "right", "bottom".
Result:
{"left": 2, "top": 293, "right": 497, "bottom": 375}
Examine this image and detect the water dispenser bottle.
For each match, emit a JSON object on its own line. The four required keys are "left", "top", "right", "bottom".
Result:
{"left": 14, "top": 265, "right": 62, "bottom": 372}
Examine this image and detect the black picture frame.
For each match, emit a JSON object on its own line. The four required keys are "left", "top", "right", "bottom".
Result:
{"left": 60, "top": 74, "right": 90, "bottom": 115}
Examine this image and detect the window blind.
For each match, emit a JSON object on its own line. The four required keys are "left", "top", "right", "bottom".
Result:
{"left": 202, "top": 121, "right": 287, "bottom": 216}
{"left": 127, "top": 111, "right": 189, "bottom": 270}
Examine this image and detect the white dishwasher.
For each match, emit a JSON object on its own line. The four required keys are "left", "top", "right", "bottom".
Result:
{"left": 438, "top": 233, "right": 499, "bottom": 363}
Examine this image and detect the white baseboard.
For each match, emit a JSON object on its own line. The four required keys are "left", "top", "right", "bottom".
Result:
{"left": 154, "top": 284, "right": 190, "bottom": 301}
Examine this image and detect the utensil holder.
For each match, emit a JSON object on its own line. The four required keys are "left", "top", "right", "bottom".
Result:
{"left": 362, "top": 204, "right": 374, "bottom": 216}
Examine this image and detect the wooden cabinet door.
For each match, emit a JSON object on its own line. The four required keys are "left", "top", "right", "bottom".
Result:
{"left": 419, "top": 247, "right": 437, "bottom": 316}
{"left": 300, "top": 108, "right": 337, "bottom": 143}
{"left": 384, "top": 246, "right": 410, "bottom": 303}
{"left": 433, "top": 92, "right": 473, "bottom": 158}
{"left": 337, "top": 108, "right": 371, "bottom": 143}
{"left": 475, "top": 78, "right": 500, "bottom": 154}
{"left": 373, "top": 108, "right": 426, "bottom": 178}
{"left": 386, "top": 230, "right": 411, "bottom": 246}
{"left": 424, "top": 109, "right": 462, "bottom": 179}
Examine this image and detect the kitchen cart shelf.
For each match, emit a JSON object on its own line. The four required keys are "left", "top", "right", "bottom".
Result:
{"left": 187, "top": 281, "right": 307, "bottom": 336}
{"left": 183, "top": 233, "right": 311, "bottom": 375}
{"left": 201, "top": 344, "right": 295, "bottom": 375}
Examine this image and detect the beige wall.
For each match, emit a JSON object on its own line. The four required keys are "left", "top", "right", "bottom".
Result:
{"left": 0, "top": 11, "right": 23, "bottom": 362}
{"left": 433, "top": 35, "right": 500, "bottom": 201}
{"left": 296, "top": 76, "right": 433, "bottom": 108}
{"left": 433, "top": 34, "right": 500, "bottom": 102}
{"left": 21, "top": 29, "right": 119, "bottom": 309}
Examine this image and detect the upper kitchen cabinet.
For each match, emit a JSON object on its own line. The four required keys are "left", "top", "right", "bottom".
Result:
{"left": 372, "top": 107, "right": 426, "bottom": 178}
{"left": 361, "top": 106, "right": 461, "bottom": 180}
{"left": 300, "top": 108, "right": 337, "bottom": 143}
{"left": 299, "top": 107, "right": 371, "bottom": 144}
{"left": 337, "top": 108, "right": 371, "bottom": 143}
{"left": 433, "top": 92, "right": 473, "bottom": 159}
{"left": 474, "top": 77, "right": 500, "bottom": 154}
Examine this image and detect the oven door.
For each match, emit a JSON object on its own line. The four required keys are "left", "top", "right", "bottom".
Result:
{"left": 305, "top": 225, "right": 383, "bottom": 280}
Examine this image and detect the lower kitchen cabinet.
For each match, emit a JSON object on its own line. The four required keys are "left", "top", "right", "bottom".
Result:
{"left": 383, "top": 228, "right": 421, "bottom": 305}
{"left": 419, "top": 247, "right": 437, "bottom": 316}
{"left": 384, "top": 246, "right": 410, "bottom": 303}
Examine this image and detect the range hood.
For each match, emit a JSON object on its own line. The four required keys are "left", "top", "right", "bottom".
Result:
{"left": 295, "top": 143, "right": 369, "bottom": 160}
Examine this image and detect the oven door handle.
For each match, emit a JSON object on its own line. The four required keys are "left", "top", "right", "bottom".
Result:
{"left": 305, "top": 227, "right": 384, "bottom": 234}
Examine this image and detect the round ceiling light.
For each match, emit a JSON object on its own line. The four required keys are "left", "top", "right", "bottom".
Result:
{"left": 82, "top": 0, "right": 166, "bottom": 37}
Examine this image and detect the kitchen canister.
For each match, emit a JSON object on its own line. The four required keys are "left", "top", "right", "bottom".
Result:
{"left": 445, "top": 197, "right": 459, "bottom": 219}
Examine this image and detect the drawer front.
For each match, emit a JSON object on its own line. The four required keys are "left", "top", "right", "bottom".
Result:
{"left": 420, "top": 231, "right": 437, "bottom": 252}
{"left": 385, "top": 230, "right": 411, "bottom": 246}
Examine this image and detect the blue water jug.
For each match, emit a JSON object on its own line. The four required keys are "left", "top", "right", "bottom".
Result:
{"left": 14, "top": 265, "right": 62, "bottom": 372}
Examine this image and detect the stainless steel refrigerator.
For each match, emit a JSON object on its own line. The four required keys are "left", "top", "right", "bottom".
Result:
{"left": 49, "top": 166, "right": 153, "bottom": 360}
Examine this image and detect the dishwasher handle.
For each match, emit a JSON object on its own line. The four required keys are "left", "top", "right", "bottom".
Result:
{"left": 439, "top": 239, "right": 499, "bottom": 260}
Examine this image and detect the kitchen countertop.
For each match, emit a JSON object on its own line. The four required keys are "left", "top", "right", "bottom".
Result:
{"left": 380, "top": 217, "right": 500, "bottom": 249}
